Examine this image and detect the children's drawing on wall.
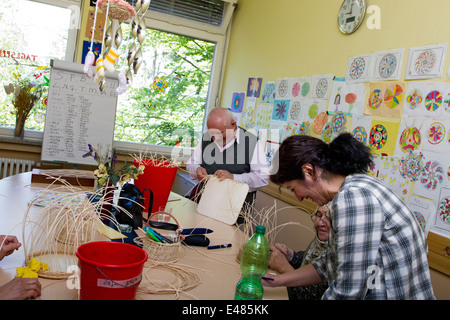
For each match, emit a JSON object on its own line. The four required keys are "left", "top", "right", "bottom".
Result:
{"left": 272, "top": 100, "right": 290, "bottom": 121}
{"left": 394, "top": 115, "right": 424, "bottom": 156}
{"left": 275, "top": 79, "right": 289, "bottom": 100}
{"left": 85, "top": 8, "right": 106, "bottom": 41}
{"left": 328, "top": 78, "right": 366, "bottom": 115}
{"left": 312, "top": 111, "right": 328, "bottom": 135}
{"left": 403, "top": 82, "right": 450, "bottom": 118}
{"left": 435, "top": 187, "right": 450, "bottom": 233}
{"left": 368, "top": 117, "right": 400, "bottom": 155}
{"left": 350, "top": 114, "right": 372, "bottom": 146}
{"left": 399, "top": 150, "right": 425, "bottom": 182}
{"left": 421, "top": 118, "right": 450, "bottom": 153}
{"left": 231, "top": 92, "right": 245, "bottom": 113}
{"left": 408, "top": 195, "right": 436, "bottom": 236}
{"left": 331, "top": 111, "right": 347, "bottom": 136}
{"left": 255, "top": 104, "right": 272, "bottom": 129}
{"left": 345, "top": 54, "right": 373, "bottom": 83}
{"left": 261, "top": 82, "right": 275, "bottom": 103}
{"left": 405, "top": 43, "right": 447, "bottom": 80}
{"left": 240, "top": 97, "right": 256, "bottom": 130}
{"left": 311, "top": 74, "right": 333, "bottom": 100}
{"left": 287, "top": 100, "right": 304, "bottom": 122}
{"left": 365, "top": 82, "right": 405, "bottom": 118}
{"left": 380, "top": 154, "right": 410, "bottom": 201}
{"left": 81, "top": 41, "right": 102, "bottom": 65}
{"left": 372, "top": 49, "right": 404, "bottom": 81}
{"left": 288, "top": 77, "right": 310, "bottom": 99}
{"left": 413, "top": 151, "right": 447, "bottom": 202}
{"left": 247, "top": 77, "right": 262, "bottom": 98}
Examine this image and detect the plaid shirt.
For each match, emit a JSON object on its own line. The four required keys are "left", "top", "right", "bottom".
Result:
{"left": 312, "top": 174, "right": 435, "bottom": 300}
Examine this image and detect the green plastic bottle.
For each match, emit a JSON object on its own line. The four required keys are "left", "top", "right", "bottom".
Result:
{"left": 234, "top": 225, "right": 270, "bottom": 300}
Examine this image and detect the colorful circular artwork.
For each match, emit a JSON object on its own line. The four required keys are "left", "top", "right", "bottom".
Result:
{"left": 292, "top": 82, "right": 301, "bottom": 98}
{"left": 301, "top": 82, "right": 310, "bottom": 97}
{"left": 384, "top": 84, "right": 403, "bottom": 109}
{"left": 379, "top": 53, "right": 397, "bottom": 78}
{"left": 420, "top": 160, "right": 444, "bottom": 190}
{"left": 352, "top": 126, "right": 368, "bottom": 144}
{"left": 331, "top": 111, "right": 346, "bottom": 135}
{"left": 153, "top": 77, "right": 167, "bottom": 92}
{"left": 349, "top": 57, "right": 366, "bottom": 80}
{"left": 427, "top": 122, "right": 445, "bottom": 145}
{"left": 399, "top": 127, "right": 421, "bottom": 152}
{"left": 399, "top": 151, "right": 424, "bottom": 181}
{"left": 232, "top": 95, "right": 241, "bottom": 111}
{"left": 289, "top": 101, "right": 302, "bottom": 120}
{"left": 278, "top": 79, "right": 288, "bottom": 97}
{"left": 424, "top": 90, "right": 442, "bottom": 111}
{"left": 438, "top": 197, "right": 450, "bottom": 225}
{"left": 406, "top": 89, "right": 423, "bottom": 110}
{"left": 313, "top": 112, "right": 328, "bottom": 134}
{"left": 315, "top": 78, "right": 328, "bottom": 98}
{"left": 413, "top": 211, "right": 427, "bottom": 231}
{"left": 33, "top": 110, "right": 45, "bottom": 124}
{"left": 369, "top": 89, "right": 383, "bottom": 109}
{"left": 415, "top": 50, "right": 436, "bottom": 75}
{"left": 369, "top": 124, "right": 387, "bottom": 150}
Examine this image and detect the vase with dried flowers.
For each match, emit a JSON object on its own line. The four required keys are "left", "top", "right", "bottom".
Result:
{"left": 82, "top": 143, "right": 145, "bottom": 219}
{"left": 82, "top": 143, "right": 145, "bottom": 188}
{"left": 7, "top": 78, "right": 44, "bottom": 138}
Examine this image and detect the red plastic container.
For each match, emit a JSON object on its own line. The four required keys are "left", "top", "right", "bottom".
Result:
{"left": 133, "top": 160, "right": 178, "bottom": 213}
{"left": 76, "top": 241, "right": 148, "bottom": 300}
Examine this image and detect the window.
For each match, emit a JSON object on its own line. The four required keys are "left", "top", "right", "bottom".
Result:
{"left": 0, "top": 0, "right": 76, "bottom": 136}
{"left": 0, "top": 0, "right": 235, "bottom": 159}
{"left": 114, "top": 25, "right": 215, "bottom": 148}
{"left": 113, "top": 0, "right": 235, "bottom": 155}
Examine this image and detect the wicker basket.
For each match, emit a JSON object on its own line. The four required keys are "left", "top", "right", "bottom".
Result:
{"left": 134, "top": 211, "right": 181, "bottom": 264}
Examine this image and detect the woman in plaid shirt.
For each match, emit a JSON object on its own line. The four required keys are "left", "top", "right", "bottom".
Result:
{"left": 264, "top": 133, "right": 435, "bottom": 299}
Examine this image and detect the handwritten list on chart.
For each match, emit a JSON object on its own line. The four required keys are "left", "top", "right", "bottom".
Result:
{"left": 41, "top": 65, "right": 118, "bottom": 165}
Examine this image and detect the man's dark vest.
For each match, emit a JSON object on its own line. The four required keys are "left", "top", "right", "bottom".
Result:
{"left": 201, "top": 127, "right": 258, "bottom": 175}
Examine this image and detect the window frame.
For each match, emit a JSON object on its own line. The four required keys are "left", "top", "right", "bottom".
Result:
{"left": 0, "top": 0, "right": 236, "bottom": 164}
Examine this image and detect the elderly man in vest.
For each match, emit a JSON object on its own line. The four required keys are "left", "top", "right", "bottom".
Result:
{"left": 187, "top": 107, "right": 270, "bottom": 224}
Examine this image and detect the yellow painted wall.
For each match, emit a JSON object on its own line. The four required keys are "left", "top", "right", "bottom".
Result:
{"left": 220, "top": 0, "right": 450, "bottom": 299}
{"left": 220, "top": 0, "right": 450, "bottom": 108}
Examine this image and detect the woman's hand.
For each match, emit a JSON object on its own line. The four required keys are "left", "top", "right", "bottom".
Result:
{"left": 0, "top": 235, "right": 21, "bottom": 261}
{"left": 0, "top": 278, "right": 41, "bottom": 300}
{"left": 268, "top": 244, "right": 295, "bottom": 274}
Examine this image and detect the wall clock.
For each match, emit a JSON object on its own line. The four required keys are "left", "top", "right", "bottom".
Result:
{"left": 338, "top": 0, "right": 366, "bottom": 35}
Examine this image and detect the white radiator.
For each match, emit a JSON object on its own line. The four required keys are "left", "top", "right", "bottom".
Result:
{"left": 0, "top": 158, "right": 35, "bottom": 179}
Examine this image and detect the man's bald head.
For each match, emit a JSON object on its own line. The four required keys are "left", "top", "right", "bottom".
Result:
{"left": 206, "top": 108, "right": 237, "bottom": 147}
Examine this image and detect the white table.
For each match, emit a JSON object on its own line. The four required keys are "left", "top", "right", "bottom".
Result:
{"left": 0, "top": 172, "right": 287, "bottom": 300}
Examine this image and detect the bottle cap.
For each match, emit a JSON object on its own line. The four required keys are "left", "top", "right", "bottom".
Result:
{"left": 255, "top": 225, "right": 266, "bottom": 234}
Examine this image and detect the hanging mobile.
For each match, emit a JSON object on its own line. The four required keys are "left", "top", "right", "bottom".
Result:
{"left": 83, "top": 0, "right": 101, "bottom": 78}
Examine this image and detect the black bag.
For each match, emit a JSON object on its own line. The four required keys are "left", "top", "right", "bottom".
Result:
{"left": 116, "top": 183, "right": 153, "bottom": 229}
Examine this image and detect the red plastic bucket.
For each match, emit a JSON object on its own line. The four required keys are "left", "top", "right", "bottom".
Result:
{"left": 133, "top": 160, "right": 178, "bottom": 213}
{"left": 76, "top": 241, "right": 148, "bottom": 300}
